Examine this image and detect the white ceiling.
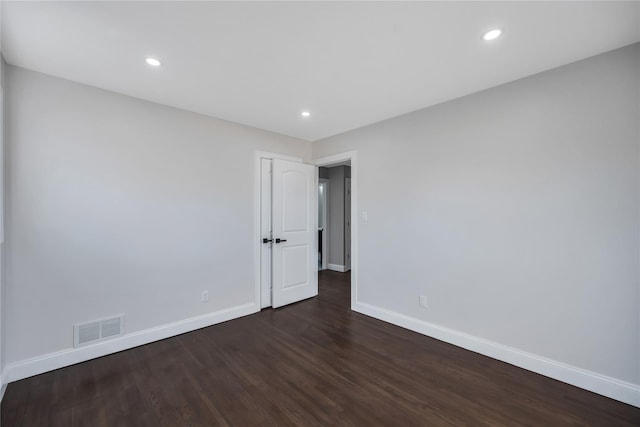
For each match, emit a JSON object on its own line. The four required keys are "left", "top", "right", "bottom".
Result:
{"left": 2, "top": 1, "right": 639, "bottom": 142}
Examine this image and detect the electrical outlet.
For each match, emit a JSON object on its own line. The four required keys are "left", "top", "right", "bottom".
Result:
{"left": 201, "top": 290, "right": 209, "bottom": 302}
{"left": 419, "top": 295, "right": 428, "bottom": 308}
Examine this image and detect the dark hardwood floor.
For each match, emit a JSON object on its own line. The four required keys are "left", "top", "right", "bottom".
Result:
{"left": 2, "top": 270, "right": 639, "bottom": 426}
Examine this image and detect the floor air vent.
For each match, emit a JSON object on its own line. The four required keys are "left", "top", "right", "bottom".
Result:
{"left": 74, "top": 315, "right": 124, "bottom": 347}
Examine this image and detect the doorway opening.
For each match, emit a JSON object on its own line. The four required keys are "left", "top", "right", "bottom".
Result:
{"left": 313, "top": 151, "right": 358, "bottom": 310}
{"left": 317, "top": 163, "right": 351, "bottom": 274}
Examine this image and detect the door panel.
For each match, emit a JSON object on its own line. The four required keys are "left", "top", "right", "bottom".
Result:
{"left": 272, "top": 159, "right": 317, "bottom": 308}
{"left": 282, "top": 245, "right": 309, "bottom": 288}
{"left": 282, "top": 170, "right": 308, "bottom": 232}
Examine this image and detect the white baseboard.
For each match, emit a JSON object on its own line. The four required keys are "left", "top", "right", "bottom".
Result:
{"left": 0, "top": 376, "right": 6, "bottom": 402}
{"left": 3, "top": 302, "right": 259, "bottom": 384}
{"left": 328, "top": 263, "right": 346, "bottom": 272}
{"left": 355, "top": 301, "right": 640, "bottom": 408}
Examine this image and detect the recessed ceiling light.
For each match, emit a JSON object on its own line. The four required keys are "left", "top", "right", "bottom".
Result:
{"left": 483, "top": 28, "right": 502, "bottom": 41}
{"left": 145, "top": 57, "right": 162, "bottom": 67}
{"left": 301, "top": 111, "right": 311, "bottom": 118}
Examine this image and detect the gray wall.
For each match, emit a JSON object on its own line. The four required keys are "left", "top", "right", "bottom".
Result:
{"left": 319, "top": 166, "right": 329, "bottom": 180}
{"left": 312, "top": 43, "right": 640, "bottom": 385}
{"left": 328, "top": 166, "right": 345, "bottom": 266}
{"left": 4, "top": 66, "right": 311, "bottom": 364}
{"left": 326, "top": 165, "right": 351, "bottom": 267}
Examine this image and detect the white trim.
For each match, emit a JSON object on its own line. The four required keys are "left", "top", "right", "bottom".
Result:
{"left": 313, "top": 151, "right": 358, "bottom": 310}
{"left": 327, "top": 263, "right": 347, "bottom": 272}
{"left": 355, "top": 301, "right": 640, "bottom": 408}
{"left": 254, "top": 151, "right": 303, "bottom": 311}
{"left": 0, "top": 378, "right": 5, "bottom": 402}
{"left": 3, "top": 302, "right": 257, "bottom": 384}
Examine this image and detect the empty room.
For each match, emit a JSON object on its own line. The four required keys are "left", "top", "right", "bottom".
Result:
{"left": 0, "top": 1, "right": 639, "bottom": 425}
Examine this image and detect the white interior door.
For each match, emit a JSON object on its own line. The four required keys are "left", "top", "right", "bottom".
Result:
{"left": 272, "top": 159, "right": 318, "bottom": 308}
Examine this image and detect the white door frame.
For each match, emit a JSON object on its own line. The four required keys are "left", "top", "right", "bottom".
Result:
{"left": 254, "top": 151, "right": 302, "bottom": 311}
{"left": 313, "top": 151, "right": 358, "bottom": 310}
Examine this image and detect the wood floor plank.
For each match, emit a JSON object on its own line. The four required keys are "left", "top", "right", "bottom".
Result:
{"left": 2, "top": 270, "right": 639, "bottom": 426}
